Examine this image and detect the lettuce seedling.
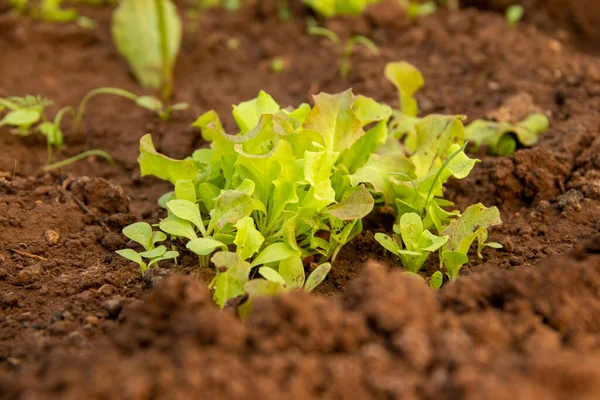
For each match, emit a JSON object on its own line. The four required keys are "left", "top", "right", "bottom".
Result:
{"left": 375, "top": 212, "right": 447, "bottom": 273}
{"left": 303, "top": 0, "right": 381, "bottom": 18}
{"left": 0, "top": 95, "right": 71, "bottom": 163}
{"left": 441, "top": 203, "right": 502, "bottom": 280}
{"left": 74, "top": 87, "right": 188, "bottom": 133}
{"left": 506, "top": 5, "right": 524, "bottom": 27}
{"left": 308, "top": 27, "right": 379, "bottom": 79}
{"left": 115, "top": 222, "right": 178, "bottom": 274}
{"left": 465, "top": 113, "right": 549, "bottom": 156}
{"left": 363, "top": 61, "right": 503, "bottom": 281}
{"left": 398, "top": 0, "right": 437, "bottom": 20}
{"left": 112, "top": 0, "right": 182, "bottom": 99}
{"left": 0, "top": 95, "right": 114, "bottom": 168}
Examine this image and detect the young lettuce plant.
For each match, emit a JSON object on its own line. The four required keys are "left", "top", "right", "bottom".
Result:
{"left": 465, "top": 113, "right": 549, "bottom": 156}
{"left": 74, "top": 87, "right": 188, "bottom": 132}
{"left": 115, "top": 222, "right": 179, "bottom": 274}
{"left": 359, "top": 61, "right": 503, "bottom": 281}
{"left": 308, "top": 27, "right": 379, "bottom": 79}
{"left": 112, "top": 0, "right": 182, "bottom": 99}
{"left": 0, "top": 95, "right": 113, "bottom": 167}
{"left": 375, "top": 212, "right": 447, "bottom": 273}
{"left": 441, "top": 203, "right": 502, "bottom": 280}
{"left": 124, "top": 89, "right": 394, "bottom": 307}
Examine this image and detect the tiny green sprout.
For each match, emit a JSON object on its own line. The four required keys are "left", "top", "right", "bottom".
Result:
{"left": 308, "top": 27, "right": 379, "bottom": 79}
{"left": 278, "top": 0, "right": 291, "bottom": 21}
{"left": 271, "top": 57, "right": 286, "bottom": 74}
{"left": 115, "top": 222, "right": 178, "bottom": 274}
{"left": 398, "top": 0, "right": 437, "bottom": 21}
{"left": 74, "top": 87, "right": 188, "bottom": 133}
{"left": 429, "top": 271, "right": 443, "bottom": 290}
{"left": 76, "top": 16, "right": 97, "bottom": 30}
{"left": 506, "top": 4, "right": 524, "bottom": 27}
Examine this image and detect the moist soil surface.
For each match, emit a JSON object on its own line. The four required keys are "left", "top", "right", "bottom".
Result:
{"left": 1, "top": 0, "right": 599, "bottom": 398}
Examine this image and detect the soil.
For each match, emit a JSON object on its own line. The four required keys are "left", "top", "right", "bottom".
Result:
{"left": 0, "top": 0, "right": 599, "bottom": 398}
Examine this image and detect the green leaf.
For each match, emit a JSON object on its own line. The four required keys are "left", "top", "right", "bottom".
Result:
{"left": 116, "top": 249, "right": 147, "bottom": 272}
{"left": 279, "top": 255, "right": 305, "bottom": 289}
{"left": 325, "top": 185, "right": 374, "bottom": 220}
{"left": 111, "top": 0, "right": 182, "bottom": 89}
{"left": 304, "top": 262, "right": 331, "bottom": 292}
{"left": 139, "top": 245, "right": 167, "bottom": 259}
{"left": 506, "top": 4, "right": 524, "bottom": 27}
{"left": 251, "top": 243, "right": 299, "bottom": 267}
{"left": 186, "top": 237, "right": 227, "bottom": 255}
{"left": 441, "top": 251, "right": 468, "bottom": 281}
{"left": 38, "top": 121, "right": 63, "bottom": 147}
{"left": 244, "top": 279, "right": 287, "bottom": 297}
{"left": 351, "top": 95, "right": 392, "bottom": 126}
{"left": 151, "top": 231, "right": 167, "bottom": 245}
{"left": 166, "top": 199, "right": 206, "bottom": 235}
{"left": 409, "top": 115, "right": 466, "bottom": 178}
{"left": 303, "top": 90, "right": 365, "bottom": 153}
{"left": 159, "top": 216, "right": 197, "bottom": 241}
{"left": 210, "top": 251, "right": 251, "bottom": 308}
{"left": 209, "top": 189, "right": 255, "bottom": 230}
{"left": 174, "top": 180, "right": 196, "bottom": 203}
{"left": 443, "top": 203, "right": 502, "bottom": 255}
{"left": 429, "top": 271, "right": 443, "bottom": 290}
{"left": 0, "top": 109, "right": 41, "bottom": 128}
{"left": 234, "top": 217, "right": 265, "bottom": 260}
{"left": 138, "top": 134, "right": 197, "bottom": 184}
{"left": 384, "top": 61, "right": 424, "bottom": 117}
{"left": 232, "top": 91, "right": 280, "bottom": 133}
{"left": 147, "top": 250, "right": 178, "bottom": 268}
{"left": 465, "top": 114, "right": 548, "bottom": 156}
{"left": 122, "top": 222, "right": 153, "bottom": 251}
{"left": 442, "top": 204, "right": 502, "bottom": 279}
{"left": 304, "top": 150, "right": 338, "bottom": 204}
{"left": 135, "top": 96, "right": 163, "bottom": 112}
{"left": 258, "top": 266, "right": 286, "bottom": 284}
{"left": 375, "top": 233, "right": 401, "bottom": 255}
{"left": 399, "top": 212, "right": 423, "bottom": 251}
{"left": 350, "top": 151, "right": 414, "bottom": 205}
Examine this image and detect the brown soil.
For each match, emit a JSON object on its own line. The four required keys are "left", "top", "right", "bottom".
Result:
{"left": 1, "top": 0, "right": 600, "bottom": 397}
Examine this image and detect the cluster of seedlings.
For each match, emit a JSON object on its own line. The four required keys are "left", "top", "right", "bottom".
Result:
{"left": 2, "top": 0, "right": 545, "bottom": 313}
{"left": 115, "top": 61, "right": 547, "bottom": 311}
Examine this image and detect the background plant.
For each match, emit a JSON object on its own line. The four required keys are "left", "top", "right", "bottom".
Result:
{"left": 112, "top": 0, "right": 183, "bottom": 100}
{"left": 308, "top": 27, "right": 379, "bottom": 79}
{"left": 0, "top": 94, "right": 111, "bottom": 169}
{"left": 74, "top": 87, "right": 188, "bottom": 133}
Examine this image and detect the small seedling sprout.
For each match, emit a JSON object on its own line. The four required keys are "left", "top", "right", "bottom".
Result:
{"left": 308, "top": 27, "right": 379, "bottom": 79}
{"left": 506, "top": 4, "right": 524, "bottom": 27}
{"left": 74, "top": 87, "right": 188, "bottom": 133}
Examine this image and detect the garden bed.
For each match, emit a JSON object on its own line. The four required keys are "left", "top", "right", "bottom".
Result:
{"left": 1, "top": 0, "right": 599, "bottom": 398}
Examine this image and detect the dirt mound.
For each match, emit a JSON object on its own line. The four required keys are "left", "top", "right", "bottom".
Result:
{"left": 1, "top": 240, "right": 598, "bottom": 399}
